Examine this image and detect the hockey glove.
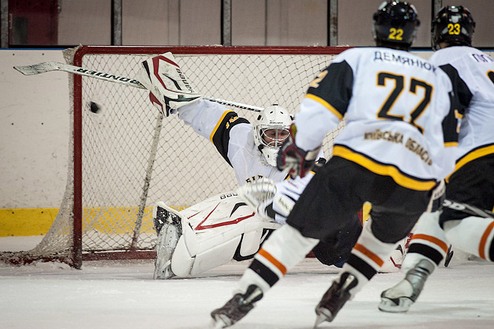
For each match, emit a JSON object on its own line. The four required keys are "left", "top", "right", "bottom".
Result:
{"left": 276, "top": 124, "right": 321, "bottom": 179}
{"left": 139, "top": 52, "right": 201, "bottom": 116}
{"left": 148, "top": 91, "right": 174, "bottom": 117}
{"left": 237, "top": 178, "right": 277, "bottom": 216}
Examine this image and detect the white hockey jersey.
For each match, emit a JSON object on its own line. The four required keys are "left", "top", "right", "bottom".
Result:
{"left": 294, "top": 47, "right": 459, "bottom": 191}
{"left": 178, "top": 99, "right": 287, "bottom": 185}
{"left": 429, "top": 46, "right": 494, "bottom": 171}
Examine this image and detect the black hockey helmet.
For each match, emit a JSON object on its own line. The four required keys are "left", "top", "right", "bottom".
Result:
{"left": 373, "top": 1, "right": 420, "bottom": 50}
{"left": 431, "top": 5, "right": 475, "bottom": 50}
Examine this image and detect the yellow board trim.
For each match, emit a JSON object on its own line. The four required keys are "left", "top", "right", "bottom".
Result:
{"left": 333, "top": 145, "right": 436, "bottom": 191}
{"left": 0, "top": 208, "right": 59, "bottom": 236}
{"left": 0, "top": 205, "right": 187, "bottom": 237}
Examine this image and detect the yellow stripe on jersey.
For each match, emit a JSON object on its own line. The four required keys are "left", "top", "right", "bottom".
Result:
{"left": 444, "top": 141, "right": 459, "bottom": 148}
{"left": 209, "top": 110, "right": 234, "bottom": 142}
{"left": 305, "top": 94, "right": 343, "bottom": 120}
{"left": 333, "top": 145, "right": 436, "bottom": 191}
{"left": 451, "top": 144, "right": 494, "bottom": 175}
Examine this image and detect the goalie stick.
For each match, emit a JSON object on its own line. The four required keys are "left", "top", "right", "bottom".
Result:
{"left": 13, "top": 61, "right": 263, "bottom": 113}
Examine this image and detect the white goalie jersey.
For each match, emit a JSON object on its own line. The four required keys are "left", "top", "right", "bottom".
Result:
{"left": 178, "top": 98, "right": 288, "bottom": 185}
{"left": 163, "top": 98, "right": 308, "bottom": 277}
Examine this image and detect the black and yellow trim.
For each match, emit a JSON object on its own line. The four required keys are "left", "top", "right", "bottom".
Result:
{"left": 333, "top": 145, "right": 436, "bottom": 191}
{"left": 444, "top": 141, "right": 459, "bottom": 148}
{"left": 305, "top": 94, "right": 343, "bottom": 120}
{"left": 450, "top": 144, "right": 494, "bottom": 178}
{"left": 210, "top": 110, "right": 249, "bottom": 166}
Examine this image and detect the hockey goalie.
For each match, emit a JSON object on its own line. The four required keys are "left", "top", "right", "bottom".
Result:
{"left": 138, "top": 52, "right": 403, "bottom": 279}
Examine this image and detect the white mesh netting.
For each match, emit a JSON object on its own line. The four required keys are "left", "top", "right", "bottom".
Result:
{"left": 1, "top": 46, "right": 346, "bottom": 267}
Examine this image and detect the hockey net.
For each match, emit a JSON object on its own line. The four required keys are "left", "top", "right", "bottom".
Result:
{"left": 1, "top": 46, "right": 347, "bottom": 268}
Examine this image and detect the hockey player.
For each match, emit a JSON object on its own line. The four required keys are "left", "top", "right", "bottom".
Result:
{"left": 379, "top": 5, "right": 494, "bottom": 313}
{"left": 138, "top": 53, "right": 363, "bottom": 280}
{"left": 210, "top": 1, "right": 460, "bottom": 328}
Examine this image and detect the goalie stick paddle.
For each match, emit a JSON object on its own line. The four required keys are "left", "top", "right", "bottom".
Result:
{"left": 13, "top": 61, "right": 263, "bottom": 112}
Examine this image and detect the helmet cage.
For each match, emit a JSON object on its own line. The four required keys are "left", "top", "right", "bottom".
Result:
{"left": 258, "top": 125, "right": 290, "bottom": 149}
{"left": 253, "top": 105, "right": 292, "bottom": 166}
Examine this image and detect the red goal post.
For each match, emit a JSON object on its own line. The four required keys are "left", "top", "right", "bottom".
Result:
{"left": 1, "top": 45, "right": 348, "bottom": 268}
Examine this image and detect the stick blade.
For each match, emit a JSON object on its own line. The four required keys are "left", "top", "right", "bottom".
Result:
{"left": 13, "top": 62, "right": 61, "bottom": 75}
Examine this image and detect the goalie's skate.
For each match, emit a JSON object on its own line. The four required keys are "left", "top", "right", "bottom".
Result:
{"left": 153, "top": 202, "right": 183, "bottom": 280}
{"left": 378, "top": 259, "right": 435, "bottom": 313}
{"left": 153, "top": 201, "right": 182, "bottom": 234}
{"left": 210, "top": 285, "right": 263, "bottom": 328}
{"left": 314, "top": 272, "right": 358, "bottom": 328}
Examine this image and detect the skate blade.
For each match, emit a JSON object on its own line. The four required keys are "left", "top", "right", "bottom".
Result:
{"left": 153, "top": 260, "right": 173, "bottom": 280}
{"left": 153, "top": 224, "right": 180, "bottom": 280}
{"left": 378, "top": 297, "right": 413, "bottom": 313}
{"left": 313, "top": 308, "right": 334, "bottom": 328}
{"left": 209, "top": 315, "right": 231, "bottom": 329}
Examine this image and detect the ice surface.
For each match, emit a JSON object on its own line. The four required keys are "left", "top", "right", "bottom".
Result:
{"left": 0, "top": 237, "right": 493, "bottom": 329}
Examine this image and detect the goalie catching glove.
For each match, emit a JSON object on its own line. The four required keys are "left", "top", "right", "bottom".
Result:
{"left": 237, "top": 177, "right": 302, "bottom": 225}
{"left": 276, "top": 124, "right": 321, "bottom": 179}
{"left": 138, "top": 52, "right": 201, "bottom": 116}
{"left": 237, "top": 178, "right": 277, "bottom": 213}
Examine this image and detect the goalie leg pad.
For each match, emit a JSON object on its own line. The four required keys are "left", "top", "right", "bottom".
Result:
{"left": 170, "top": 215, "right": 280, "bottom": 277}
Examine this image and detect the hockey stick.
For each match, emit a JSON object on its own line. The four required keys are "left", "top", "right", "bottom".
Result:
{"left": 443, "top": 199, "right": 494, "bottom": 219}
{"left": 13, "top": 61, "right": 263, "bottom": 112}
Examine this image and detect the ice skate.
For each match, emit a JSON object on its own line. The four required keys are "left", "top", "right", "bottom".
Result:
{"left": 152, "top": 202, "right": 183, "bottom": 280}
{"left": 314, "top": 272, "right": 358, "bottom": 327}
{"left": 153, "top": 201, "right": 182, "bottom": 234}
{"left": 210, "top": 285, "right": 263, "bottom": 328}
{"left": 378, "top": 259, "right": 435, "bottom": 313}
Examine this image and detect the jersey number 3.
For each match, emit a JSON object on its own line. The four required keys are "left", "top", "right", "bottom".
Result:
{"left": 377, "top": 72, "right": 432, "bottom": 133}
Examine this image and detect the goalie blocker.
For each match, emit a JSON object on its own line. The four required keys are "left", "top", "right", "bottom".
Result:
{"left": 138, "top": 52, "right": 201, "bottom": 116}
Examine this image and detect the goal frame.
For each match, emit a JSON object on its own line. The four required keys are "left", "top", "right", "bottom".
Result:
{"left": 0, "top": 45, "right": 350, "bottom": 269}
{"left": 69, "top": 45, "right": 349, "bottom": 267}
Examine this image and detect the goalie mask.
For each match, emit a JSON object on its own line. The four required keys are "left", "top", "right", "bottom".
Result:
{"left": 431, "top": 5, "right": 475, "bottom": 51}
{"left": 254, "top": 105, "right": 292, "bottom": 166}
